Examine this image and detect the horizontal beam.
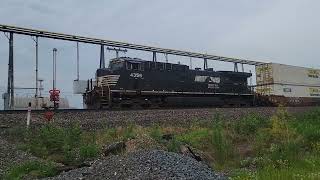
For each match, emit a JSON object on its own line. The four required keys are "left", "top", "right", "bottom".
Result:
{"left": 0, "top": 24, "right": 266, "bottom": 65}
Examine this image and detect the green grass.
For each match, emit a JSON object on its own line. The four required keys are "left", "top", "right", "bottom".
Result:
{"left": 4, "top": 107, "right": 320, "bottom": 179}
{"left": 233, "top": 114, "right": 269, "bottom": 136}
{"left": 149, "top": 125, "right": 163, "bottom": 143}
{"left": 15, "top": 124, "right": 100, "bottom": 166}
{"left": 79, "top": 144, "right": 100, "bottom": 160}
{"left": 4, "top": 161, "right": 57, "bottom": 180}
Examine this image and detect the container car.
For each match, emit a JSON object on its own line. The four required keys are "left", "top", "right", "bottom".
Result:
{"left": 256, "top": 63, "right": 320, "bottom": 106}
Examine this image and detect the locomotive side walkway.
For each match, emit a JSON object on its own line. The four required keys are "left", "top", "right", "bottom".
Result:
{"left": 0, "top": 107, "right": 315, "bottom": 130}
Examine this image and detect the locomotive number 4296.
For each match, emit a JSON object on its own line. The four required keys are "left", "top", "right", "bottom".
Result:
{"left": 130, "top": 73, "right": 143, "bottom": 78}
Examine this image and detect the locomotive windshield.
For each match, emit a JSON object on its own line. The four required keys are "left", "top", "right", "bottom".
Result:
{"left": 109, "top": 60, "right": 124, "bottom": 70}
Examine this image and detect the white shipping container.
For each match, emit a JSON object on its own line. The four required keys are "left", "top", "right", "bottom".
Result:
{"left": 13, "top": 97, "right": 70, "bottom": 110}
{"left": 256, "top": 63, "right": 320, "bottom": 86}
{"left": 256, "top": 84, "right": 320, "bottom": 98}
{"left": 73, "top": 80, "right": 88, "bottom": 94}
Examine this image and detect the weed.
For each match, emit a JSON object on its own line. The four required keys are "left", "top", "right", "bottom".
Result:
{"left": 149, "top": 125, "right": 163, "bottom": 143}
{"left": 210, "top": 122, "right": 234, "bottom": 166}
{"left": 64, "top": 125, "right": 82, "bottom": 150}
{"left": 122, "top": 124, "right": 136, "bottom": 141}
{"left": 167, "top": 138, "right": 182, "bottom": 152}
{"left": 79, "top": 144, "right": 100, "bottom": 160}
{"left": 177, "top": 128, "right": 209, "bottom": 149}
{"left": 63, "top": 149, "right": 79, "bottom": 165}
{"left": 254, "top": 128, "right": 273, "bottom": 155}
{"left": 4, "top": 161, "right": 57, "bottom": 179}
{"left": 234, "top": 114, "right": 268, "bottom": 136}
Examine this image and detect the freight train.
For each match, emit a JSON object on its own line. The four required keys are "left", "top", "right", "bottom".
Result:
{"left": 84, "top": 57, "right": 256, "bottom": 109}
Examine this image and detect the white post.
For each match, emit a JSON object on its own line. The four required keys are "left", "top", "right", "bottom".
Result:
{"left": 27, "top": 102, "right": 31, "bottom": 128}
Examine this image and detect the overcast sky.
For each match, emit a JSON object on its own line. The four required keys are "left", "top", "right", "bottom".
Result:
{"left": 0, "top": 0, "right": 319, "bottom": 108}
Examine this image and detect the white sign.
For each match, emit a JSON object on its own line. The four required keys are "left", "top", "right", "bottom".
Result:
{"left": 195, "top": 76, "right": 220, "bottom": 83}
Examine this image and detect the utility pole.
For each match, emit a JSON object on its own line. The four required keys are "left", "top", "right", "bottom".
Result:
{"left": 31, "top": 36, "right": 39, "bottom": 108}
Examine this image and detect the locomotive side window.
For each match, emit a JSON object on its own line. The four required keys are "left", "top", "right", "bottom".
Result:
{"left": 151, "top": 62, "right": 157, "bottom": 70}
{"left": 132, "top": 63, "right": 139, "bottom": 70}
{"left": 166, "top": 63, "right": 172, "bottom": 71}
{"left": 126, "top": 61, "right": 144, "bottom": 71}
{"left": 157, "top": 62, "right": 164, "bottom": 70}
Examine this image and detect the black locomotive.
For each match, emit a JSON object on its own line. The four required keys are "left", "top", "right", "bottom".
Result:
{"left": 84, "top": 57, "right": 254, "bottom": 109}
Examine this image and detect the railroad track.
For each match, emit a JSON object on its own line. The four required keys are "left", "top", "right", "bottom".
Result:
{"left": 0, "top": 107, "right": 317, "bottom": 130}
{"left": 0, "top": 106, "right": 267, "bottom": 114}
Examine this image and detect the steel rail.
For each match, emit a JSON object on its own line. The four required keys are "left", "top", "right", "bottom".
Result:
{"left": 0, "top": 24, "right": 266, "bottom": 65}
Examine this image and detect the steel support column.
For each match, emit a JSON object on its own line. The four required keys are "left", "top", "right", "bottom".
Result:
{"left": 99, "top": 44, "right": 105, "bottom": 68}
{"left": 7, "top": 32, "right": 14, "bottom": 109}
{"left": 203, "top": 58, "right": 208, "bottom": 70}
{"left": 153, "top": 52, "right": 157, "bottom": 62}
{"left": 76, "top": 42, "right": 79, "bottom": 80}
{"left": 234, "top": 62, "right": 239, "bottom": 72}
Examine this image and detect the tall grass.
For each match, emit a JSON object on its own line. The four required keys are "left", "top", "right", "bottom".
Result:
{"left": 210, "top": 121, "right": 234, "bottom": 166}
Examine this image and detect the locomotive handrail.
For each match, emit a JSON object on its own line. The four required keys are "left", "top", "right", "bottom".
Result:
{"left": 0, "top": 24, "right": 266, "bottom": 66}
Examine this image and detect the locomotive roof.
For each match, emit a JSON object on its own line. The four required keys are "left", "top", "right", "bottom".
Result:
{"left": 110, "top": 57, "right": 145, "bottom": 62}
{"left": 109, "top": 57, "right": 251, "bottom": 76}
{"left": 110, "top": 57, "right": 188, "bottom": 66}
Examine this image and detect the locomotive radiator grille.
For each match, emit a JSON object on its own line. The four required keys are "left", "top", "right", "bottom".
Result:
{"left": 98, "top": 75, "right": 120, "bottom": 87}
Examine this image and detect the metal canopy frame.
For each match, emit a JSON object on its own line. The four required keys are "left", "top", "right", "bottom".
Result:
{"left": 0, "top": 24, "right": 266, "bottom": 66}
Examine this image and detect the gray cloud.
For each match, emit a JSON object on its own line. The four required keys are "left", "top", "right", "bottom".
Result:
{"left": 0, "top": 0, "right": 319, "bottom": 108}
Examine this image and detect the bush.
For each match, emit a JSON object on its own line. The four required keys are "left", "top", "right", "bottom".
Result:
{"left": 268, "top": 141, "right": 301, "bottom": 164}
{"left": 27, "top": 125, "right": 65, "bottom": 157}
{"left": 234, "top": 114, "right": 268, "bottom": 136}
{"left": 79, "top": 144, "right": 100, "bottom": 160}
{"left": 254, "top": 107, "right": 296, "bottom": 147}
{"left": 4, "top": 161, "right": 57, "bottom": 179}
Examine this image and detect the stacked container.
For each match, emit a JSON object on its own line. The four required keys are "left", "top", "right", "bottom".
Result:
{"left": 256, "top": 63, "right": 320, "bottom": 103}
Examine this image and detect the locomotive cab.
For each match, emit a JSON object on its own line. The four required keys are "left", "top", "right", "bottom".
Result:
{"left": 109, "top": 58, "right": 144, "bottom": 71}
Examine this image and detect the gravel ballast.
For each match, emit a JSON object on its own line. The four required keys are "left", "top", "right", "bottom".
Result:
{"left": 0, "top": 107, "right": 315, "bottom": 130}
{"left": 47, "top": 150, "right": 226, "bottom": 180}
